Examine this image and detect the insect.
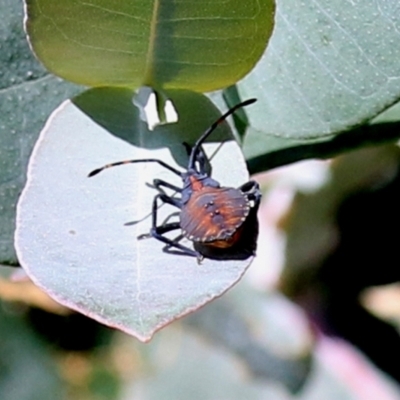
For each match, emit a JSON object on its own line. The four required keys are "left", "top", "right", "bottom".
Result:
{"left": 88, "top": 98, "right": 261, "bottom": 262}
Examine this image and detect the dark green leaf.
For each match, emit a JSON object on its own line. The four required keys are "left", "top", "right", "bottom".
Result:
{"left": 0, "top": 0, "right": 81, "bottom": 265}
{"left": 244, "top": 119, "right": 400, "bottom": 175}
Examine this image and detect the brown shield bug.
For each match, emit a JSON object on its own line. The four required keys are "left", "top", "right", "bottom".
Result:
{"left": 89, "top": 99, "right": 261, "bottom": 261}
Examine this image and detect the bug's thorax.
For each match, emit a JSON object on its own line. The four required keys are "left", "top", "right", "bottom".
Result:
{"left": 181, "top": 170, "right": 220, "bottom": 203}
{"left": 188, "top": 174, "right": 204, "bottom": 192}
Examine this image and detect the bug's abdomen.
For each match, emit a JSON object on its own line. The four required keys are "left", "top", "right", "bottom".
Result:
{"left": 180, "top": 186, "right": 250, "bottom": 244}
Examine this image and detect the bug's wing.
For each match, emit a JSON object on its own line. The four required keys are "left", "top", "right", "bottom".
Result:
{"left": 180, "top": 187, "right": 250, "bottom": 242}
{"left": 193, "top": 198, "right": 260, "bottom": 260}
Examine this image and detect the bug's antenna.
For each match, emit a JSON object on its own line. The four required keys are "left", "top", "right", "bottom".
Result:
{"left": 88, "top": 159, "right": 182, "bottom": 177}
{"left": 188, "top": 98, "right": 257, "bottom": 170}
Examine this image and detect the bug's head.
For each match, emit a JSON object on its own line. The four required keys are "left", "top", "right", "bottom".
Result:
{"left": 188, "top": 99, "right": 257, "bottom": 172}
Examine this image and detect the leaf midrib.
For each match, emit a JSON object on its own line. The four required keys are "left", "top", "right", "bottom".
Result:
{"left": 144, "top": 0, "right": 161, "bottom": 85}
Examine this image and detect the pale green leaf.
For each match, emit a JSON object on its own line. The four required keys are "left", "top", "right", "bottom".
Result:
{"left": 15, "top": 88, "right": 255, "bottom": 341}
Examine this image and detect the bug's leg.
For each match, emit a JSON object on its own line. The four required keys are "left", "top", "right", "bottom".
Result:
{"left": 187, "top": 142, "right": 207, "bottom": 174}
{"left": 238, "top": 180, "right": 262, "bottom": 204}
{"left": 152, "top": 179, "right": 182, "bottom": 193}
{"left": 152, "top": 228, "right": 201, "bottom": 258}
{"left": 138, "top": 221, "right": 181, "bottom": 240}
{"left": 151, "top": 222, "right": 204, "bottom": 261}
{"left": 152, "top": 221, "right": 180, "bottom": 235}
{"left": 137, "top": 194, "right": 181, "bottom": 239}
{"left": 183, "top": 142, "right": 208, "bottom": 174}
{"left": 161, "top": 211, "right": 180, "bottom": 225}
{"left": 161, "top": 193, "right": 182, "bottom": 209}
{"left": 238, "top": 180, "right": 259, "bottom": 193}
{"left": 195, "top": 147, "right": 207, "bottom": 175}
{"left": 142, "top": 194, "right": 201, "bottom": 258}
{"left": 150, "top": 193, "right": 182, "bottom": 225}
